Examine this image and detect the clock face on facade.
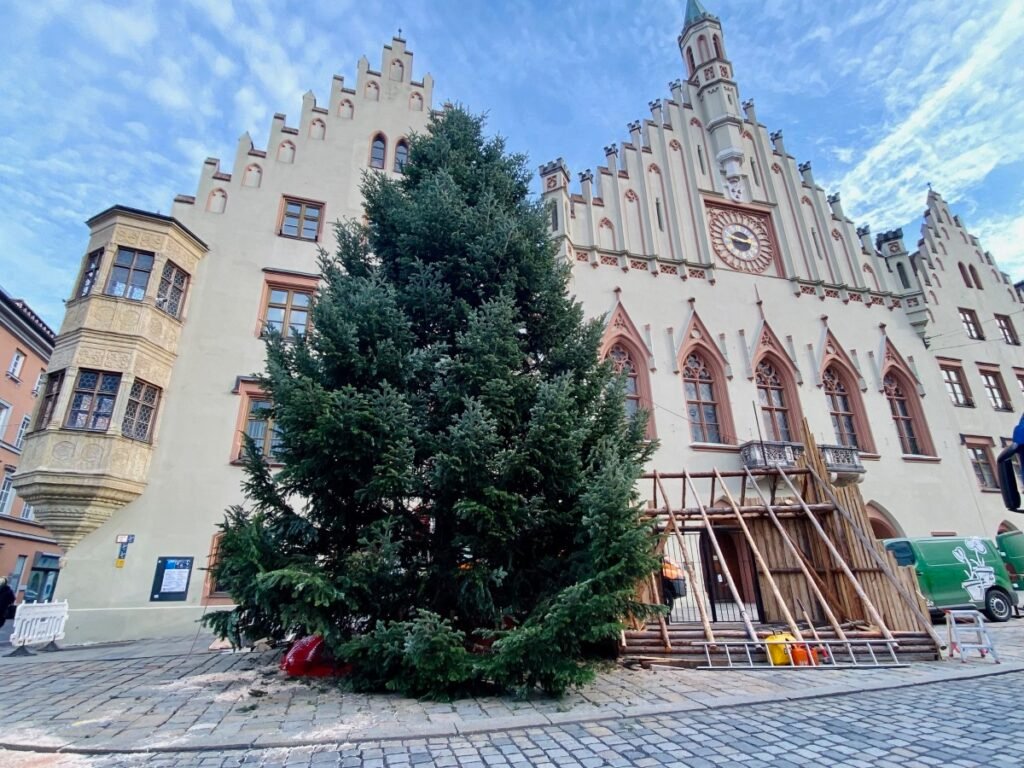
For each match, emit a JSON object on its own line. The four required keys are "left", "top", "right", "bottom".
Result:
{"left": 706, "top": 205, "right": 776, "bottom": 274}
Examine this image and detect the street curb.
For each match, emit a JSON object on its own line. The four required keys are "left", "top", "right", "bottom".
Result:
{"left": 1, "top": 663, "right": 1021, "bottom": 756}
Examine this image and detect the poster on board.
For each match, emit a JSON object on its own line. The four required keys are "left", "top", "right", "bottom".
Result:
{"left": 150, "top": 557, "right": 194, "bottom": 601}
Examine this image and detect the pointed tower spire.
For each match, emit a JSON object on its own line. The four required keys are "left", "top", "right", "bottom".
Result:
{"left": 684, "top": 0, "right": 716, "bottom": 29}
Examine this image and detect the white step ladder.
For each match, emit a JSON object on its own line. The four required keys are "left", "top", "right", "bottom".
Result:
{"left": 945, "top": 610, "right": 999, "bottom": 663}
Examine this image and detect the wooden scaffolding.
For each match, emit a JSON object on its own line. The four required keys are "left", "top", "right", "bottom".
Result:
{"left": 623, "top": 425, "right": 943, "bottom": 666}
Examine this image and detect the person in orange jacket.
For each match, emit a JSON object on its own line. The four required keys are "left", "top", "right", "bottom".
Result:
{"left": 660, "top": 557, "right": 687, "bottom": 623}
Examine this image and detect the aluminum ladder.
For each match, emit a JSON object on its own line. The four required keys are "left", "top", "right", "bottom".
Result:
{"left": 945, "top": 610, "right": 999, "bottom": 663}
{"left": 694, "top": 637, "right": 906, "bottom": 669}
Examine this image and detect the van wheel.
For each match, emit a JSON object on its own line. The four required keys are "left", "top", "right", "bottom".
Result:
{"left": 984, "top": 589, "right": 1013, "bottom": 622}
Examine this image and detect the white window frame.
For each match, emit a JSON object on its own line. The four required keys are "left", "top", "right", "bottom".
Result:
{"left": 0, "top": 473, "right": 14, "bottom": 516}
{"left": 0, "top": 401, "right": 10, "bottom": 445}
{"left": 7, "top": 350, "right": 25, "bottom": 380}
{"left": 15, "top": 414, "right": 31, "bottom": 449}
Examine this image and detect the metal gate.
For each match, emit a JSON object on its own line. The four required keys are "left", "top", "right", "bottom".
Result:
{"left": 663, "top": 528, "right": 765, "bottom": 624}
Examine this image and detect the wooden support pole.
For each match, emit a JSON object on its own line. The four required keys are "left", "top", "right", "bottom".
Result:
{"left": 683, "top": 470, "right": 759, "bottom": 643}
{"left": 714, "top": 469, "right": 803, "bottom": 641}
{"left": 802, "top": 464, "right": 945, "bottom": 651}
{"left": 775, "top": 466, "right": 895, "bottom": 642}
{"left": 655, "top": 473, "right": 715, "bottom": 644}
{"left": 743, "top": 468, "right": 848, "bottom": 642}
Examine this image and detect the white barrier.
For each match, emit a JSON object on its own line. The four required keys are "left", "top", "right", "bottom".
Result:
{"left": 9, "top": 600, "right": 69, "bottom": 654}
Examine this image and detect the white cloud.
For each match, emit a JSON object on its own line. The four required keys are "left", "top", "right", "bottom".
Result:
{"left": 75, "top": 1, "right": 158, "bottom": 58}
{"left": 970, "top": 205, "right": 1024, "bottom": 280}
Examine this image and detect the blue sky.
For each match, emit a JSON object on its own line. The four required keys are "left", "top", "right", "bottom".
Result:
{"left": 2, "top": 0, "right": 1023, "bottom": 329}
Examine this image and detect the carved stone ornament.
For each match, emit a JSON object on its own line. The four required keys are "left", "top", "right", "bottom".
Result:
{"left": 706, "top": 205, "right": 776, "bottom": 274}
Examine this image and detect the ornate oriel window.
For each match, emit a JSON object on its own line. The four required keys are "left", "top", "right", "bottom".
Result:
{"left": 156, "top": 260, "right": 189, "bottom": 319}
{"left": 883, "top": 373, "right": 922, "bottom": 455}
{"left": 683, "top": 352, "right": 721, "bottom": 443}
{"left": 755, "top": 360, "right": 792, "bottom": 442}
{"left": 823, "top": 366, "right": 858, "bottom": 448}
{"left": 105, "top": 247, "right": 154, "bottom": 301}
{"left": 608, "top": 343, "right": 641, "bottom": 420}
{"left": 121, "top": 379, "right": 161, "bottom": 442}
{"left": 65, "top": 370, "right": 121, "bottom": 432}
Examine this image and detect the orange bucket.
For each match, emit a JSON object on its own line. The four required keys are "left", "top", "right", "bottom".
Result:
{"left": 790, "top": 644, "right": 819, "bottom": 666}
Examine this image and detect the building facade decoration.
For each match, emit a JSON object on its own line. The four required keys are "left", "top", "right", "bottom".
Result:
{"left": 11, "top": 12, "right": 1024, "bottom": 644}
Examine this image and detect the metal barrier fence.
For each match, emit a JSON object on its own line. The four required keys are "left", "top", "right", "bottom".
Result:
{"left": 8, "top": 600, "right": 69, "bottom": 656}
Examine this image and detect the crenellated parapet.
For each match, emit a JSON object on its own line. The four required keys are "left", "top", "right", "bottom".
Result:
{"left": 537, "top": 32, "right": 885, "bottom": 297}
{"left": 13, "top": 207, "right": 208, "bottom": 548}
{"left": 172, "top": 36, "right": 434, "bottom": 223}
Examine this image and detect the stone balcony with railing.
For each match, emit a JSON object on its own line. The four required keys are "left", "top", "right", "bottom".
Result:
{"left": 739, "top": 440, "right": 865, "bottom": 485}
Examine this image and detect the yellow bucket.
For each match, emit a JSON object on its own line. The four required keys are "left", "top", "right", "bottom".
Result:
{"left": 765, "top": 632, "right": 796, "bottom": 666}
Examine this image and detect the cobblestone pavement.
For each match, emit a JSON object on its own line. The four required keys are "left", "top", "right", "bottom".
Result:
{"left": 3, "top": 672, "right": 1021, "bottom": 767}
{"left": 0, "top": 620, "right": 1021, "bottom": 765}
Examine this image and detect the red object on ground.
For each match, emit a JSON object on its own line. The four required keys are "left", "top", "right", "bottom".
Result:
{"left": 280, "top": 635, "right": 352, "bottom": 678}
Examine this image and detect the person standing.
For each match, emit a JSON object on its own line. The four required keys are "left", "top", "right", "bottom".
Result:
{"left": 0, "top": 577, "right": 16, "bottom": 629}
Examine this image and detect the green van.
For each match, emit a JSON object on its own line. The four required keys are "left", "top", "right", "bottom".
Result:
{"left": 884, "top": 536, "right": 1018, "bottom": 622}
{"left": 996, "top": 530, "right": 1024, "bottom": 591}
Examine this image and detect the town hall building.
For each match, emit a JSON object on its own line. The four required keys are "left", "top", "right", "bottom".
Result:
{"left": 13, "top": 1, "right": 1023, "bottom": 642}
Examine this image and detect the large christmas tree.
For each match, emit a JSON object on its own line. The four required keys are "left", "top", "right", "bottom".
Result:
{"left": 206, "top": 107, "right": 658, "bottom": 697}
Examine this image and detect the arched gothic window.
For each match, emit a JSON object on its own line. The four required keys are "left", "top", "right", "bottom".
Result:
{"left": 698, "top": 35, "right": 711, "bottom": 61}
{"left": 389, "top": 59, "right": 404, "bottom": 81}
{"left": 823, "top": 366, "right": 858, "bottom": 448}
{"left": 686, "top": 47, "right": 696, "bottom": 77}
{"left": 756, "top": 359, "right": 793, "bottom": 442}
{"left": 370, "top": 134, "right": 386, "bottom": 169}
{"left": 713, "top": 35, "right": 723, "bottom": 59}
{"left": 958, "top": 262, "right": 973, "bottom": 288}
{"left": 277, "top": 140, "right": 295, "bottom": 164}
{"left": 683, "top": 352, "right": 722, "bottom": 443}
{"left": 394, "top": 140, "right": 409, "bottom": 173}
{"left": 896, "top": 262, "right": 910, "bottom": 290}
{"left": 969, "top": 264, "right": 983, "bottom": 289}
{"left": 366, "top": 81, "right": 379, "bottom": 101}
{"left": 608, "top": 343, "right": 642, "bottom": 420}
{"left": 884, "top": 372, "right": 926, "bottom": 455}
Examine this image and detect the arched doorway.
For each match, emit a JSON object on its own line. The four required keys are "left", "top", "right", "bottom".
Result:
{"left": 866, "top": 501, "right": 904, "bottom": 540}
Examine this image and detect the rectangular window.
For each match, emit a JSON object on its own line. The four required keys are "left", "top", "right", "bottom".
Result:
{"left": 0, "top": 473, "right": 13, "bottom": 516}
{"left": 279, "top": 198, "right": 322, "bottom": 241}
{"left": 14, "top": 415, "right": 30, "bottom": 449}
{"left": 0, "top": 402, "right": 10, "bottom": 445}
{"left": 20, "top": 503, "right": 33, "bottom": 520}
{"left": 31, "top": 370, "right": 45, "bottom": 396}
{"left": 244, "top": 399, "right": 284, "bottom": 461}
{"left": 966, "top": 444, "right": 998, "bottom": 490}
{"left": 940, "top": 364, "right": 973, "bottom": 407}
{"left": 979, "top": 368, "right": 1011, "bottom": 411}
{"left": 996, "top": 314, "right": 1019, "bottom": 345}
{"left": 156, "top": 260, "right": 190, "bottom": 318}
{"left": 1017, "top": 370, "right": 1024, "bottom": 399}
{"left": 959, "top": 308, "right": 984, "bottom": 340}
{"left": 65, "top": 370, "right": 121, "bottom": 432}
{"left": 105, "top": 247, "right": 155, "bottom": 301}
{"left": 8, "top": 554, "right": 27, "bottom": 590}
{"left": 76, "top": 248, "right": 103, "bottom": 298}
{"left": 263, "top": 287, "right": 311, "bottom": 339}
{"left": 35, "top": 371, "right": 65, "bottom": 430}
{"left": 121, "top": 379, "right": 161, "bottom": 442}
{"left": 655, "top": 199, "right": 664, "bottom": 231}
{"left": 7, "top": 350, "right": 25, "bottom": 380}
